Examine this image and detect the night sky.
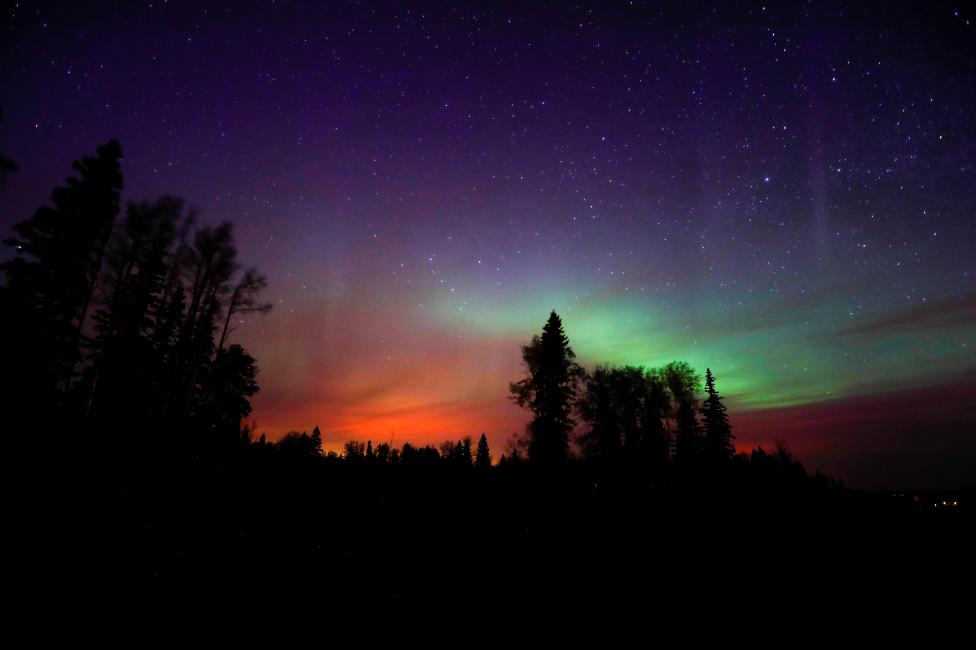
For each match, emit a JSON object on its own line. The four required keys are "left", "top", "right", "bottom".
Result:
{"left": 2, "top": 1, "right": 974, "bottom": 488}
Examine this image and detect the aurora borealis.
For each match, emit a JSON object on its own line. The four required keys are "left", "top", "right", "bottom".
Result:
{"left": 2, "top": 2, "right": 974, "bottom": 488}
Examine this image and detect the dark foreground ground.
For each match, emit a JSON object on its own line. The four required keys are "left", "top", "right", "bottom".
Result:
{"left": 20, "top": 444, "right": 968, "bottom": 617}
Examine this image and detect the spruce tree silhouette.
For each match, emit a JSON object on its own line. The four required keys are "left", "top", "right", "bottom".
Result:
{"left": 311, "top": 425, "right": 323, "bottom": 455}
{"left": 475, "top": 433, "right": 492, "bottom": 469}
{"left": 702, "top": 368, "right": 734, "bottom": 462}
{"left": 510, "top": 311, "right": 584, "bottom": 464}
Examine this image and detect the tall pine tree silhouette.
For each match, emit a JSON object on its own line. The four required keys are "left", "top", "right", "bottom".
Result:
{"left": 310, "top": 425, "right": 323, "bottom": 455}
{"left": 475, "top": 433, "right": 491, "bottom": 469}
{"left": 702, "top": 368, "right": 734, "bottom": 461}
{"left": 510, "top": 311, "right": 583, "bottom": 464}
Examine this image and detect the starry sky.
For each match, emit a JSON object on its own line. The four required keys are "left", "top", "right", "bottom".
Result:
{"left": 2, "top": 1, "right": 974, "bottom": 488}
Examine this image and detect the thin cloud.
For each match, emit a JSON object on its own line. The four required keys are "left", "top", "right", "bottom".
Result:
{"left": 830, "top": 292, "right": 976, "bottom": 339}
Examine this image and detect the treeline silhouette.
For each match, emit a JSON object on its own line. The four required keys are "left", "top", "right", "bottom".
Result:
{"left": 264, "top": 427, "right": 493, "bottom": 469}
{"left": 241, "top": 310, "right": 838, "bottom": 502}
{"left": 4, "top": 140, "right": 964, "bottom": 602}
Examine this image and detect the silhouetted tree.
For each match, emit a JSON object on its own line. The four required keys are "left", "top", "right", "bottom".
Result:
{"left": 217, "top": 267, "right": 272, "bottom": 351}
{"left": 198, "top": 344, "right": 260, "bottom": 449}
{"left": 664, "top": 361, "right": 702, "bottom": 464}
{"left": 402, "top": 444, "right": 441, "bottom": 467}
{"left": 578, "top": 365, "right": 622, "bottom": 461}
{"left": 84, "top": 197, "right": 184, "bottom": 421}
{"left": 1, "top": 140, "right": 123, "bottom": 413}
{"left": 672, "top": 401, "right": 701, "bottom": 464}
{"left": 345, "top": 440, "right": 366, "bottom": 460}
{"left": 440, "top": 439, "right": 458, "bottom": 461}
{"left": 638, "top": 368, "right": 671, "bottom": 468}
{"left": 475, "top": 433, "right": 492, "bottom": 469}
{"left": 310, "top": 425, "right": 323, "bottom": 455}
{"left": 1, "top": 139, "right": 272, "bottom": 465}
{"left": 702, "top": 368, "right": 734, "bottom": 462}
{"left": 169, "top": 221, "right": 237, "bottom": 420}
{"left": 510, "top": 311, "right": 584, "bottom": 464}
{"left": 277, "top": 430, "right": 319, "bottom": 457}
{"left": 579, "top": 365, "right": 675, "bottom": 472}
{"left": 497, "top": 448, "right": 524, "bottom": 468}
{"left": 613, "top": 366, "right": 645, "bottom": 452}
